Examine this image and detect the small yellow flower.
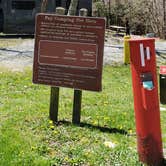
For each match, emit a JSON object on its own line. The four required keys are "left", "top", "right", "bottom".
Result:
{"left": 129, "top": 129, "right": 133, "bottom": 134}
{"left": 53, "top": 130, "right": 58, "bottom": 135}
{"left": 49, "top": 120, "right": 53, "bottom": 125}
{"left": 93, "top": 121, "right": 98, "bottom": 126}
{"left": 104, "top": 117, "right": 109, "bottom": 121}
{"left": 84, "top": 152, "right": 90, "bottom": 157}
{"left": 64, "top": 157, "right": 69, "bottom": 161}
{"left": 96, "top": 116, "right": 100, "bottom": 119}
{"left": 104, "top": 141, "right": 116, "bottom": 148}
{"left": 49, "top": 125, "right": 54, "bottom": 129}
{"left": 123, "top": 112, "right": 127, "bottom": 116}
{"left": 104, "top": 101, "right": 109, "bottom": 106}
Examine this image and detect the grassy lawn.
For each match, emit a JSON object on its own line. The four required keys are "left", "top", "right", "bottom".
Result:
{"left": 0, "top": 66, "right": 165, "bottom": 166}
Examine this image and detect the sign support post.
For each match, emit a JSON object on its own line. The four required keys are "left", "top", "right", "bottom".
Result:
{"left": 49, "top": 7, "right": 65, "bottom": 123}
{"left": 49, "top": 87, "right": 59, "bottom": 122}
{"left": 72, "top": 8, "right": 88, "bottom": 124}
{"left": 72, "top": 90, "right": 82, "bottom": 124}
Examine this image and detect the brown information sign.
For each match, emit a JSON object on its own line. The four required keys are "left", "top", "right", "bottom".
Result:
{"left": 33, "top": 14, "right": 105, "bottom": 91}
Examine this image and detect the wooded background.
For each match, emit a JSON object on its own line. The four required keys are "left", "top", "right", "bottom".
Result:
{"left": 94, "top": 0, "right": 166, "bottom": 39}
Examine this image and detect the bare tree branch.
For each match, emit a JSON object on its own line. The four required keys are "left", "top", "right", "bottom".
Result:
{"left": 41, "top": 0, "right": 48, "bottom": 13}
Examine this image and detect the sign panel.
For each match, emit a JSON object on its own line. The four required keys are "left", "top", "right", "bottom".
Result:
{"left": 160, "top": 66, "right": 166, "bottom": 75}
{"left": 33, "top": 14, "right": 105, "bottom": 91}
{"left": 38, "top": 40, "right": 97, "bottom": 68}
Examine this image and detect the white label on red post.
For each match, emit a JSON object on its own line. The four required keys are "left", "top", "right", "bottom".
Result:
{"left": 146, "top": 47, "right": 151, "bottom": 60}
{"left": 140, "top": 43, "right": 145, "bottom": 67}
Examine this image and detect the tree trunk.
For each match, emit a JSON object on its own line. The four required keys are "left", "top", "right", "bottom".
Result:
{"left": 163, "top": 0, "right": 166, "bottom": 39}
{"left": 67, "top": 0, "right": 79, "bottom": 16}
{"left": 41, "top": 0, "right": 48, "bottom": 12}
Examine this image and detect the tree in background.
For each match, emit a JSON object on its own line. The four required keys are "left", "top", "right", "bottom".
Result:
{"left": 163, "top": 0, "right": 166, "bottom": 39}
{"left": 41, "top": 0, "right": 48, "bottom": 12}
{"left": 94, "top": 0, "right": 166, "bottom": 38}
{"left": 68, "top": 0, "right": 78, "bottom": 15}
{"left": 93, "top": 0, "right": 106, "bottom": 17}
{"left": 141, "top": 0, "right": 164, "bottom": 38}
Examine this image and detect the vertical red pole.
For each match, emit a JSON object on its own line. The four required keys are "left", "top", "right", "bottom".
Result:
{"left": 129, "top": 38, "right": 163, "bottom": 166}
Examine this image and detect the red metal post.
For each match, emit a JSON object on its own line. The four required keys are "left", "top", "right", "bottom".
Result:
{"left": 129, "top": 38, "right": 163, "bottom": 166}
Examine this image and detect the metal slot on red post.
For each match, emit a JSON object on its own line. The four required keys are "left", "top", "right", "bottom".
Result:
{"left": 140, "top": 73, "right": 154, "bottom": 90}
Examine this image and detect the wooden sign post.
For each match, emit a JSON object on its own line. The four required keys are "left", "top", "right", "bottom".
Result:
{"left": 72, "top": 8, "right": 88, "bottom": 124}
{"left": 50, "top": 7, "right": 65, "bottom": 123}
{"left": 33, "top": 10, "right": 105, "bottom": 124}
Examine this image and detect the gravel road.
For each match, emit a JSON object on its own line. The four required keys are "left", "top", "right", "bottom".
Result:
{"left": 0, "top": 37, "right": 165, "bottom": 71}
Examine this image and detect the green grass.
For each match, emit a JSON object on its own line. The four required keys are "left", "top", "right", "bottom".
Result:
{"left": 0, "top": 66, "right": 166, "bottom": 166}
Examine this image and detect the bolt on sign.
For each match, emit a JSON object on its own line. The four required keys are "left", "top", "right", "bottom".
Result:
{"left": 33, "top": 14, "right": 105, "bottom": 91}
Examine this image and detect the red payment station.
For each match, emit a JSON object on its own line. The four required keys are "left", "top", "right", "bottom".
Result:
{"left": 129, "top": 38, "right": 163, "bottom": 165}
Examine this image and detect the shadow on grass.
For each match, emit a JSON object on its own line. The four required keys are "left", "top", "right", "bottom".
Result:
{"left": 58, "top": 120, "right": 128, "bottom": 135}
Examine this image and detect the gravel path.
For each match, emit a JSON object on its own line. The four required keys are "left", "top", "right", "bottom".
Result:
{"left": 0, "top": 38, "right": 165, "bottom": 71}
{"left": 0, "top": 40, "right": 34, "bottom": 71}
